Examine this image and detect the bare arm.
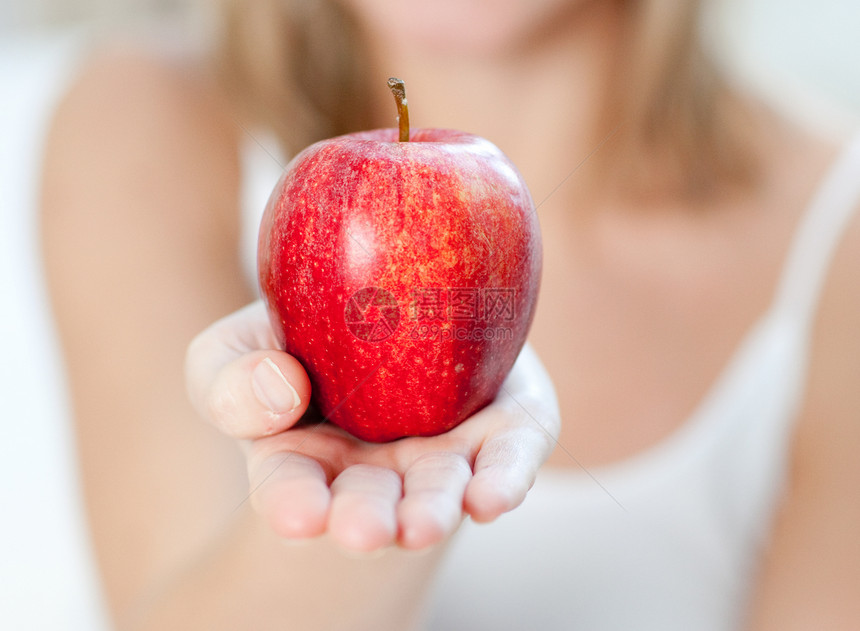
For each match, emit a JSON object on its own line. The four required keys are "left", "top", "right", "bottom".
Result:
{"left": 40, "top": 50, "right": 440, "bottom": 629}
{"left": 41, "top": 50, "right": 559, "bottom": 630}
{"left": 41, "top": 49, "right": 254, "bottom": 622}
{"left": 746, "top": 203, "right": 860, "bottom": 629}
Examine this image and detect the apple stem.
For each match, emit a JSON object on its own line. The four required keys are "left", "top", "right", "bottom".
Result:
{"left": 387, "top": 77, "right": 410, "bottom": 142}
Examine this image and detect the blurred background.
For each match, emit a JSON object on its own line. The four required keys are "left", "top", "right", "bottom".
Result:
{"left": 2, "top": 0, "right": 860, "bottom": 118}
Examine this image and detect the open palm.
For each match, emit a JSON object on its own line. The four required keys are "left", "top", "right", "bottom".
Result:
{"left": 187, "top": 301, "right": 559, "bottom": 552}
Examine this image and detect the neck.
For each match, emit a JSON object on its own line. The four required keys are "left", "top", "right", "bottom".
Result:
{"left": 359, "top": 2, "right": 625, "bottom": 214}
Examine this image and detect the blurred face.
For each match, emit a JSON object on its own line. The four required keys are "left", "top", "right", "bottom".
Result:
{"left": 340, "top": 0, "right": 589, "bottom": 58}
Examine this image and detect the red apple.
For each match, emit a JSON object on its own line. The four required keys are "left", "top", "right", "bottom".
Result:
{"left": 258, "top": 79, "right": 541, "bottom": 442}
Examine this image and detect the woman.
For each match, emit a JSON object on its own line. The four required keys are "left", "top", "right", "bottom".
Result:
{"left": 32, "top": 0, "right": 860, "bottom": 628}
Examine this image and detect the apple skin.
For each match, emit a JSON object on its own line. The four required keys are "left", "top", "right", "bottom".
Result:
{"left": 258, "top": 128, "right": 541, "bottom": 442}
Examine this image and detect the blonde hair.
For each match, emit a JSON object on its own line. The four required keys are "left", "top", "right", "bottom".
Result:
{"left": 216, "top": 0, "right": 751, "bottom": 193}
{"left": 609, "top": 0, "right": 752, "bottom": 194}
{"left": 216, "top": 0, "right": 372, "bottom": 155}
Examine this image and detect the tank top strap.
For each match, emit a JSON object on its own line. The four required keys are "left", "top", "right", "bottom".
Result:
{"left": 771, "top": 133, "right": 860, "bottom": 326}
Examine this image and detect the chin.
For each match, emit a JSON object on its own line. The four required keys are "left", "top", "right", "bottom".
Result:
{"left": 344, "top": 0, "right": 585, "bottom": 57}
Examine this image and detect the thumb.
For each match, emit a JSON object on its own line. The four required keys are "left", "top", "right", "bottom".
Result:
{"left": 218, "top": 350, "right": 312, "bottom": 438}
{"left": 197, "top": 349, "right": 312, "bottom": 439}
{"left": 186, "top": 303, "right": 312, "bottom": 439}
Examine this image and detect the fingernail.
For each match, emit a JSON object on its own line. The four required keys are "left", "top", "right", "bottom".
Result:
{"left": 252, "top": 358, "right": 301, "bottom": 413}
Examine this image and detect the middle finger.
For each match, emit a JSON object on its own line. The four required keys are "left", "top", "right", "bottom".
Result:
{"left": 328, "top": 464, "right": 403, "bottom": 552}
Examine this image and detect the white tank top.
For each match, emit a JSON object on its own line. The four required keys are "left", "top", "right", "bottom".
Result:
{"left": 238, "top": 130, "right": 860, "bottom": 630}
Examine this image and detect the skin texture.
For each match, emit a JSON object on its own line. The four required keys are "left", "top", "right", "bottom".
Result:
{"left": 37, "top": 1, "right": 860, "bottom": 628}
{"left": 259, "top": 128, "right": 541, "bottom": 440}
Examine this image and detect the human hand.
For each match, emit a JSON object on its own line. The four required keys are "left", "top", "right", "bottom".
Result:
{"left": 186, "top": 301, "right": 559, "bottom": 553}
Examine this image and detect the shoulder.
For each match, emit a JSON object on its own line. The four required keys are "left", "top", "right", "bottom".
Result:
{"left": 785, "top": 123, "right": 860, "bottom": 485}
{"left": 745, "top": 129, "right": 860, "bottom": 626}
{"left": 53, "top": 43, "right": 239, "bottom": 153}
{"left": 43, "top": 43, "right": 241, "bottom": 231}
{"left": 794, "top": 135, "right": 860, "bottom": 476}
{"left": 800, "top": 130, "right": 860, "bottom": 417}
